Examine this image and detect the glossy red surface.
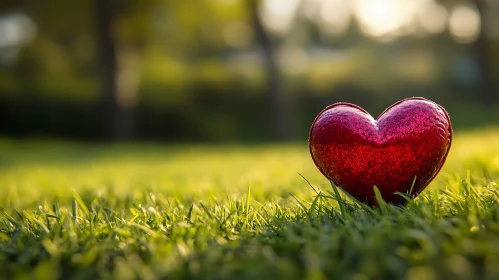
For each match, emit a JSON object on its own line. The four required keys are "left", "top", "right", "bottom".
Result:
{"left": 309, "top": 97, "right": 452, "bottom": 206}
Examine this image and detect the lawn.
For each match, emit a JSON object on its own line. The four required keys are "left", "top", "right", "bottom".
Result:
{"left": 2, "top": 129, "right": 499, "bottom": 279}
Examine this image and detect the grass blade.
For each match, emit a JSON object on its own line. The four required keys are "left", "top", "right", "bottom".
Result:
{"left": 329, "top": 180, "right": 347, "bottom": 218}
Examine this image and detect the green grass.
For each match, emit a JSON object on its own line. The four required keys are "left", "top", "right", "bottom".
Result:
{"left": 2, "top": 129, "right": 499, "bottom": 279}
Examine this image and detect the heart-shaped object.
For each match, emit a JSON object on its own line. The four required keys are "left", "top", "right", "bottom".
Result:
{"left": 309, "top": 97, "right": 452, "bottom": 206}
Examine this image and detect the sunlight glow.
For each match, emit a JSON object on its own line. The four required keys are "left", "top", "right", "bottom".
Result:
{"left": 0, "top": 13, "right": 36, "bottom": 65}
{"left": 319, "top": 0, "right": 352, "bottom": 36}
{"left": 449, "top": 4, "right": 481, "bottom": 44}
{"left": 354, "top": 0, "right": 418, "bottom": 39}
{"left": 262, "top": 0, "right": 480, "bottom": 43}
{"left": 260, "top": 0, "right": 301, "bottom": 35}
{"left": 303, "top": 0, "right": 323, "bottom": 21}
{"left": 417, "top": 1, "right": 448, "bottom": 34}
{"left": 0, "top": 13, "right": 36, "bottom": 48}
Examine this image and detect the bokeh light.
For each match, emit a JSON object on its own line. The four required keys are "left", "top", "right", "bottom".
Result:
{"left": 0, "top": 0, "right": 497, "bottom": 142}
{"left": 0, "top": 13, "right": 36, "bottom": 64}
{"left": 260, "top": 0, "right": 301, "bottom": 35}
{"left": 416, "top": 1, "right": 448, "bottom": 34}
{"left": 449, "top": 4, "right": 481, "bottom": 44}
{"left": 319, "top": 0, "right": 352, "bottom": 36}
{"left": 354, "top": 0, "right": 418, "bottom": 40}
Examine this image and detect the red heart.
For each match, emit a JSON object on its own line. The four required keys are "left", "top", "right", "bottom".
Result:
{"left": 309, "top": 97, "right": 452, "bottom": 206}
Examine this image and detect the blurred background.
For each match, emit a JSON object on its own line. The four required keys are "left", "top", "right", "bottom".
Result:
{"left": 0, "top": 0, "right": 498, "bottom": 142}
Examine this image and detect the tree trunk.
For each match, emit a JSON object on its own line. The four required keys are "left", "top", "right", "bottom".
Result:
{"left": 474, "top": 0, "right": 497, "bottom": 105}
{"left": 94, "top": 0, "right": 135, "bottom": 140}
{"left": 246, "top": 0, "right": 291, "bottom": 141}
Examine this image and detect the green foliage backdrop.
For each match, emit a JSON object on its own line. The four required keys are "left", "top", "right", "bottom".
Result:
{"left": 0, "top": 0, "right": 498, "bottom": 140}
